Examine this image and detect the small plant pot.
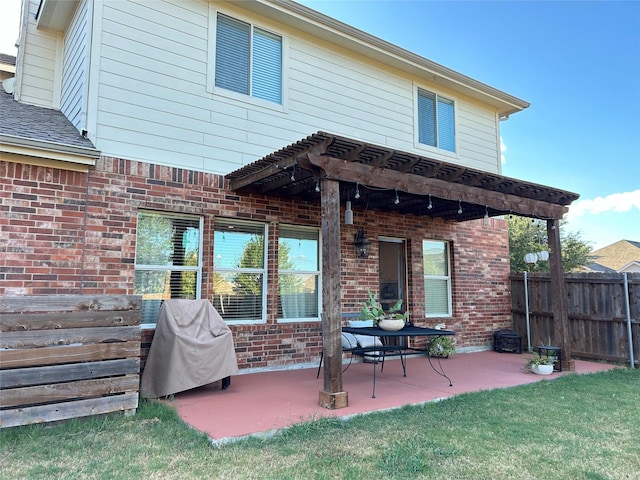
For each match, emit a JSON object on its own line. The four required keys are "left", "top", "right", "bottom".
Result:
{"left": 377, "top": 319, "right": 405, "bottom": 331}
{"left": 531, "top": 364, "right": 554, "bottom": 375}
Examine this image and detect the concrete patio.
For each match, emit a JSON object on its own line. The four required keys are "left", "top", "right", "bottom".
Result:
{"left": 165, "top": 350, "right": 615, "bottom": 444}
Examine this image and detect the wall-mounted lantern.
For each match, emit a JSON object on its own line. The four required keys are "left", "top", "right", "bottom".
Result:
{"left": 354, "top": 230, "right": 371, "bottom": 258}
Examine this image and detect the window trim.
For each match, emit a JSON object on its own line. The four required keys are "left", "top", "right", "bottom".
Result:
{"left": 422, "top": 239, "right": 453, "bottom": 318}
{"left": 207, "top": 6, "right": 288, "bottom": 112}
{"left": 277, "top": 224, "right": 322, "bottom": 323}
{"left": 134, "top": 211, "right": 204, "bottom": 329}
{"left": 212, "top": 218, "right": 268, "bottom": 325}
{"left": 414, "top": 84, "right": 458, "bottom": 158}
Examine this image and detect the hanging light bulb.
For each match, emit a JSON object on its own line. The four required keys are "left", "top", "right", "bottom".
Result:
{"left": 354, "top": 183, "right": 360, "bottom": 200}
{"left": 394, "top": 189, "right": 400, "bottom": 205}
{"left": 457, "top": 200, "right": 463, "bottom": 215}
{"left": 345, "top": 200, "right": 353, "bottom": 225}
{"left": 427, "top": 194, "right": 433, "bottom": 210}
{"left": 484, "top": 205, "right": 489, "bottom": 219}
{"left": 315, "top": 180, "right": 320, "bottom": 192}
{"left": 290, "top": 168, "right": 295, "bottom": 182}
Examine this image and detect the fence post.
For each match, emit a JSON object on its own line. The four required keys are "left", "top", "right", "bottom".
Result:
{"left": 623, "top": 273, "right": 636, "bottom": 369}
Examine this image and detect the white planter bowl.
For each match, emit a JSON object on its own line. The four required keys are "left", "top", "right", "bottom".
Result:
{"left": 378, "top": 318, "right": 405, "bottom": 331}
{"left": 532, "top": 364, "right": 554, "bottom": 375}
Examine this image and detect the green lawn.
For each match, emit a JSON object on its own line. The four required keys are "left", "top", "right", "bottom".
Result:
{"left": 2, "top": 368, "right": 639, "bottom": 480}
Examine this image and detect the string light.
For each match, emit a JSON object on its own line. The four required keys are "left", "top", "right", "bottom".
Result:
{"left": 484, "top": 206, "right": 489, "bottom": 219}
{"left": 394, "top": 189, "right": 400, "bottom": 205}
{"left": 290, "top": 168, "right": 295, "bottom": 182}
{"left": 315, "top": 180, "right": 320, "bottom": 192}
{"left": 354, "top": 183, "right": 360, "bottom": 199}
{"left": 457, "top": 200, "right": 463, "bottom": 215}
{"left": 427, "top": 194, "right": 433, "bottom": 210}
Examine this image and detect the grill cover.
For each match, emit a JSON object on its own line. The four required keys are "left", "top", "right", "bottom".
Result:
{"left": 141, "top": 299, "right": 238, "bottom": 398}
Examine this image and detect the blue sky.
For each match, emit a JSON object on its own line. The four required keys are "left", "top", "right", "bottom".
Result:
{"left": 1, "top": 0, "right": 638, "bottom": 250}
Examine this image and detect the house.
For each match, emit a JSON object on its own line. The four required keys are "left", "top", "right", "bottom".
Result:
{"left": 0, "top": 0, "right": 578, "bottom": 407}
{"left": 0, "top": 54, "right": 16, "bottom": 83}
{"left": 584, "top": 240, "right": 640, "bottom": 273}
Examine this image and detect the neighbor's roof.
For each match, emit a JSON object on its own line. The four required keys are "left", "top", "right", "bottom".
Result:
{"left": 586, "top": 240, "right": 640, "bottom": 272}
{"left": 0, "top": 53, "right": 16, "bottom": 66}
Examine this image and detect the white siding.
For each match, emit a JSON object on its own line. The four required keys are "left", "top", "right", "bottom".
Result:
{"left": 18, "top": 0, "right": 61, "bottom": 108}
{"left": 61, "top": 0, "right": 88, "bottom": 131}
{"left": 88, "top": 0, "right": 501, "bottom": 175}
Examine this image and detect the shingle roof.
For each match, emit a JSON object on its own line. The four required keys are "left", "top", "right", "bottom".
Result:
{"left": 0, "top": 90, "right": 97, "bottom": 150}
{"left": 0, "top": 54, "right": 16, "bottom": 66}
{"left": 587, "top": 240, "right": 640, "bottom": 272}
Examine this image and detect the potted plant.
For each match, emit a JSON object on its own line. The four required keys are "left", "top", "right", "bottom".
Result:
{"left": 523, "top": 352, "right": 555, "bottom": 375}
{"left": 428, "top": 335, "right": 456, "bottom": 358}
{"left": 360, "top": 290, "right": 407, "bottom": 331}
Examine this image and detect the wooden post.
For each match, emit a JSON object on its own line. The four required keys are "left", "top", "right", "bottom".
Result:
{"left": 547, "top": 219, "right": 574, "bottom": 371}
{"left": 318, "top": 177, "right": 348, "bottom": 409}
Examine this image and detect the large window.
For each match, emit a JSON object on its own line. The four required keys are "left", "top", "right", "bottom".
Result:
{"left": 278, "top": 226, "right": 320, "bottom": 321}
{"left": 423, "top": 240, "right": 452, "bottom": 317}
{"left": 212, "top": 219, "right": 267, "bottom": 323}
{"left": 215, "top": 13, "right": 282, "bottom": 104}
{"left": 134, "top": 212, "right": 203, "bottom": 326}
{"left": 417, "top": 88, "right": 455, "bottom": 152}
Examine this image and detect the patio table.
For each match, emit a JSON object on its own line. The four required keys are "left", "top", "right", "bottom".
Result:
{"left": 342, "top": 325, "right": 455, "bottom": 398}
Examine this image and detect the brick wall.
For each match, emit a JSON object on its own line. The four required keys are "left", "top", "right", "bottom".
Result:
{"left": 1, "top": 157, "right": 512, "bottom": 371}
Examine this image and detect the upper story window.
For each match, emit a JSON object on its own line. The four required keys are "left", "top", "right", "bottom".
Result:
{"left": 278, "top": 226, "right": 321, "bottom": 321}
{"left": 215, "top": 13, "right": 282, "bottom": 104}
{"left": 134, "top": 211, "right": 203, "bottom": 326}
{"left": 417, "top": 88, "right": 456, "bottom": 152}
{"left": 422, "top": 240, "right": 452, "bottom": 317}
{"left": 212, "top": 219, "right": 267, "bottom": 324}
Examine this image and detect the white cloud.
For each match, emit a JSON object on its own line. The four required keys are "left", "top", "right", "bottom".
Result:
{"left": 500, "top": 137, "right": 507, "bottom": 164}
{"left": 567, "top": 190, "right": 640, "bottom": 219}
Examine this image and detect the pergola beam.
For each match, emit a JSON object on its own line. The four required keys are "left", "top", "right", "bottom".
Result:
{"left": 307, "top": 154, "right": 567, "bottom": 220}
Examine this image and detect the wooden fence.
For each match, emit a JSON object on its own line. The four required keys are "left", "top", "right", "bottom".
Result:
{"left": 511, "top": 272, "right": 640, "bottom": 366}
{"left": 0, "top": 295, "right": 141, "bottom": 428}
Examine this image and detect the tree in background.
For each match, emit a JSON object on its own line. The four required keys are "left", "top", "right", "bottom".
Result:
{"left": 507, "top": 216, "right": 593, "bottom": 272}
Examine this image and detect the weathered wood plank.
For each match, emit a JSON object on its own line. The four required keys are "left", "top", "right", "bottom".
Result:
{"left": 1, "top": 358, "right": 140, "bottom": 388}
{"left": 1, "top": 310, "right": 141, "bottom": 332}
{"left": 0, "top": 392, "right": 139, "bottom": 428}
{"left": 0, "top": 295, "right": 141, "bottom": 314}
{"left": 0, "top": 341, "right": 141, "bottom": 369}
{"left": 1, "top": 375, "right": 139, "bottom": 408}
{"left": 0, "top": 325, "right": 141, "bottom": 349}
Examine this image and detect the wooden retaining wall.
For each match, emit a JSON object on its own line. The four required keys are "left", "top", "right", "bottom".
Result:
{"left": 511, "top": 272, "right": 640, "bottom": 366}
{"left": 0, "top": 295, "right": 141, "bottom": 428}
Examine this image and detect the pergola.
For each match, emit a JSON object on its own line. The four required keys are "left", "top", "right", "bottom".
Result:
{"left": 226, "top": 132, "right": 579, "bottom": 408}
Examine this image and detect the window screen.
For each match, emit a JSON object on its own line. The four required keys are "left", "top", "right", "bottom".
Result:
{"left": 278, "top": 226, "right": 320, "bottom": 320}
{"left": 418, "top": 88, "right": 455, "bottom": 152}
{"left": 134, "top": 212, "right": 202, "bottom": 325}
{"left": 423, "top": 240, "right": 452, "bottom": 317}
{"left": 212, "top": 219, "right": 267, "bottom": 322}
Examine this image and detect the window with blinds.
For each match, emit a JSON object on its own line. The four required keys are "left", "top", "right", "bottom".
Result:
{"left": 215, "top": 13, "right": 282, "bottom": 104}
{"left": 212, "top": 219, "right": 267, "bottom": 323}
{"left": 417, "top": 89, "right": 456, "bottom": 152}
{"left": 423, "top": 240, "right": 452, "bottom": 317}
{"left": 278, "top": 226, "right": 320, "bottom": 320}
{"left": 134, "top": 211, "right": 203, "bottom": 326}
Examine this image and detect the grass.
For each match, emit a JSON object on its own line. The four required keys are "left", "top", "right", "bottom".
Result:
{"left": 1, "top": 368, "right": 639, "bottom": 479}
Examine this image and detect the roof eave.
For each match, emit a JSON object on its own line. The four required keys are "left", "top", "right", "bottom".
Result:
{"left": 1, "top": 133, "right": 100, "bottom": 166}
{"left": 248, "top": 0, "right": 530, "bottom": 116}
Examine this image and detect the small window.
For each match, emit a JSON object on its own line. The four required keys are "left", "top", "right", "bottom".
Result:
{"left": 215, "top": 13, "right": 282, "bottom": 104}
{"left": 278, "top": 226, "right": 320, "bottom": 321}
{"left": 423, "top": 240, "right": 452, "bottom": 317}
{"left": 212, "top": 219, "right": 267, "bottom": 323}
{"left": 417, "top": 89, "right": 455, "bottom": 152}
{"left": 134, "top": 212, "right": 203, "bottom": 326}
